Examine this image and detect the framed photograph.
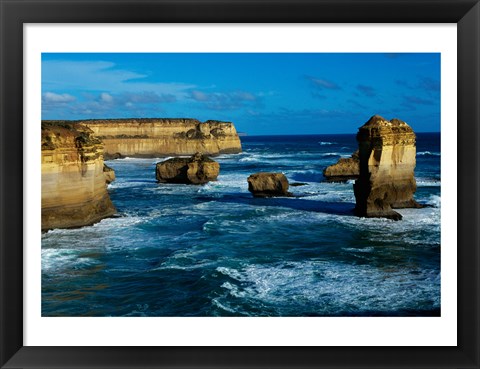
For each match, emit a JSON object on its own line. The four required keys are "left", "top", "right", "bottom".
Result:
{"left": 1, "top": 0, "right": 479, "bottom": 368}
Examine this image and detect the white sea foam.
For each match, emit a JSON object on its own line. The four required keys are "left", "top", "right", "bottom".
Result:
{"left": 214, "top": 260, "right": 440, "bottom": 314}
{"left": 117, "top": 157, "right": 168, "bottom": 163}
{"left": 211, "top": 298, "right": 238, "bottom": 314}
{"left": 238, "top": 156, "right": 259, "bottom": 163}
{"left": 427, "top": 194, "right": 441, "bottom": 208}
{"left": 416, "top": 178, "right": 441, "bottom": 187}
{"left": 108, "top": 181, "right": 154, "bottom": 189}
{"left": 42, "top": 247, "right": 103, "bottom": 273}
{"left": 237, "top": 153, "right": 298, "bottom": 164}
{"left": 320, "top": 152, "right": 342, "bottom": 157}
{"left": 342, "top": 247, "right": 375, "bottom": 253}
{"left": 286, "top": 169, "right": 324, "bottom": 183}
{"left": 417, "top": 151, "right": 440, "bottom": 156}
{"left": 123, "top": 304, "right": 150, "bottom": 317}
{"left": 156, "top": 258, "right": 215, "bottom": 271}
{"left": 221, "top": 281, "right": 247, "bottom": 298}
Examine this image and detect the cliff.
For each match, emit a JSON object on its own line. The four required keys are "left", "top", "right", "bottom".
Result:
{"left": 48, "top": 118, "right": 243, "bottom": 158}
{"left": 42, "top": 122, "right": 116, "bottom": 230}
{"left": 353, "top": 115, "right": 421, "bottom": 220}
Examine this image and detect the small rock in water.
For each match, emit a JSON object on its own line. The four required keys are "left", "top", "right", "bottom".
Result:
{"left": 323, "top": 150, "right": 359, "bottom": 182}
{"left": 247, "top": 172, "right": 292, "bottom": 197}
{"left": 104, "top": 152, "right": 124, "bottom": 160}
{"left": 156, "top": 152, "right": 220, "bottom": 185}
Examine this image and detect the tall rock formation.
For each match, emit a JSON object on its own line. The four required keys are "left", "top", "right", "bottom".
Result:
{"left": 42, "top": 122, "right": 116, "bottom": 230}
{"left": 58, "top": 118, "right": 243, "bottom": 158}
{"left": 353, "top": 115, "right": 421, "bottom": 220}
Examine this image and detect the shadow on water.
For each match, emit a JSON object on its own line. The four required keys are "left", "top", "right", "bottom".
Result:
{"left": 195, "top": 193, "right": 355, "bottom": 217}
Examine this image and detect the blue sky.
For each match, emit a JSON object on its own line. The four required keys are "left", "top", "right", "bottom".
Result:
{"left": 42, "top": 53, "right": 440, "bottom": 135}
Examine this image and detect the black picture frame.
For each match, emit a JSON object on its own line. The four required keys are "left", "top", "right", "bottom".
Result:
{"left": 1, "top": 0, "right": 479, "bottom": 368}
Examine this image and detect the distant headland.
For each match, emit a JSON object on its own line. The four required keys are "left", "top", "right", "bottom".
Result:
{"left": 42, "top": 118, "right": 242, "bottom": 159}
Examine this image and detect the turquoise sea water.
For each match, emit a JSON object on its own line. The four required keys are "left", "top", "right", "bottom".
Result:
{"left": 42, "top": 133, "right": 441, "bottom": 316}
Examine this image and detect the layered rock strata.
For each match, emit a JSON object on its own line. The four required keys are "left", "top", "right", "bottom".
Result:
{"left": 323, "top": 150, "right": 360, "bottom": 182}
{"left": 103, "top": 164, "right": 116, "bottom": 184}
{"left": 353, "top": 115, "right": 422, "bottom": 220}
{"left": 247, "top": 172, "right": 292, "bottom": 197}
{"left": 156, "top": 152, "right": 220, "bottom": 184}
{"left": 42, "top": 122, "right": 116, "bottom": 230}
{"left": 47, "top": 118, "right": 243, "bottom": 158}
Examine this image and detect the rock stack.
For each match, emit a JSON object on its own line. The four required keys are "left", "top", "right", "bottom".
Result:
{"left": 353, "top": 115, "right": 422, "bottom": 220}
{"left": 323, "top": 150, "right": 360, "bottom": 182}
{"left": 156, "top": 152, "right": 220, "bottom": 184}
{"left": 247, "top": 172, "right": 292, "bottom": 197}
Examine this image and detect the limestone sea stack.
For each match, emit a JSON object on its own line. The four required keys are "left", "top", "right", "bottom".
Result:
{"left": 323, "top": 150, "right": 360, "bottom": 182}
{"left": 42, "top": 122, "right": 116, "bottom": 231}
{"left": 353, "top": 115, "right": 422, "bottom": 220}
{"left": 247, "top": 172, "right": 292, "bottom": 197}
{"left": 156, "top": 152, "right": 220, "bottom": 184}
{"left": 55, "top": 118, "right": 243, "bottom": 158}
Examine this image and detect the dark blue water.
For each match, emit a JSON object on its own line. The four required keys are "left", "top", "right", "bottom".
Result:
{"left": 42, "top": 133, "right": 440, "bottom": 317}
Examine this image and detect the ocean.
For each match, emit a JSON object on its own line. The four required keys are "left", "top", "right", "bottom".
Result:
{"left": 41, "top": 133, "right": 441, "bottom": 317}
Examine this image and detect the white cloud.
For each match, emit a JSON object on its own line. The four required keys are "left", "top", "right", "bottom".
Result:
{"left": 42, "top": 60, "right": 195, "bottom": 98}
{"left": 190, "top": 90, "right": 259, "bottom": 110}
{"left": 305, "top": 76, "right": 341, "bottom": 90}
{"left": 100, "top": 92, "right": 114, "bottom": 103}
{"left": 191, "top": 90, "right": 209, "bottom": 102}
{"left": 42, "top": 92, "right": 76, "bottom": 103}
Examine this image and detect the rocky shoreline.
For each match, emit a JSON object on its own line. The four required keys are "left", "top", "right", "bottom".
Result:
{"left": 41, "top": 115, "right": 425, "bottom": 230}
{"left": 41, "top": 118, "right": 242, "bottom": 230}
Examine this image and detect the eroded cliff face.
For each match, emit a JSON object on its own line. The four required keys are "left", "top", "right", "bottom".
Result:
{"left": 42, "top": 122, "right": 116, "bottom": 231}
{"left": 70, "top": 118, "right": 242, "bottom": 158}
{"left": 353, "top": 115, "right": 421, "bottom": 220}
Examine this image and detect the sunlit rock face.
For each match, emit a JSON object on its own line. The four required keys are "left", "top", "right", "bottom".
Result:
{"left": 353, "top": 115, "right": 422, "bottom": 220}
{"left": 103, "top": 164, "right": 116, "bottom": 184}
{"left": 74, "top": 118, "right": 242, "bottom": 158}
{"left": 156, "top": 152, "right": 220, "bottom": 185}
{"left": 247, "top": 172, "right": 292, "bottom": 197}
{"left": 323, "top": 150, "right": 360, "bottom": 182}
{"left": 41, "top": 122, "right": 116, "bottom": 231}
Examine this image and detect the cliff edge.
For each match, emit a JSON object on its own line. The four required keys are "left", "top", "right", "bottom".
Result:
{"left": 46, "top": 118, "right": 243, "bottom": 158}
{"left": 42, "top": 122, "right": 116, "bottom": 230}
{"left": 353, "top": 115, "right": 422, "bottom": 220}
